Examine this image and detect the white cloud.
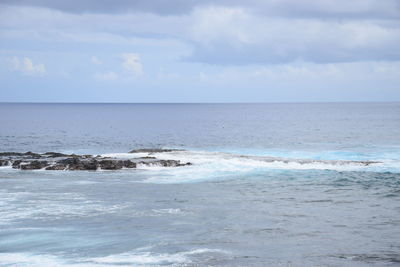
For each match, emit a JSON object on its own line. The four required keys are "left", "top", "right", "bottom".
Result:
{"left": 189, "top": 6, "right": 400, "bottom": 64}
{"left": 91, "top": 56, "right": 102, "bottom": 64}
{"left": 195, "top": 61, "right": 400, "bottom": 84}
{"left": 91, "top": 54, "right": 143, "bottom": 81}
{"left": 11, "top": 57, "right": 46, "bottom": 76}
{"left": 1, "top": 3, "right": 399, "bottom": 67}
{"left": 122, "top": 53, "right": 144, "bottom": 77}
{"left": 191, "top": 7, "right": 252, "bottom": 45}
{"left": 94, "top": 71, "right": 118, "bottom": 80}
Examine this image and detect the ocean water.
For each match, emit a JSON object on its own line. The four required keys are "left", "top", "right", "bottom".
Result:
{"left": 0, "top": 102, "right": 399, "bottom": 266}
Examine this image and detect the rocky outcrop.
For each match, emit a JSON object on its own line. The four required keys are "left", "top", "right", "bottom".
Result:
{"left": 12, "top": 160, "right": 22, "bottom": 168}
{"left": 58, "top": 158, "right": 98, "bottom": 171}
{"left": 0, "top": 149, "right": 191, "bottom": 171}
{"left": 98, "top": 159, "right": 136, "bottom": 170}
{"left": 20, "top": 160, "right": 48, "bottom": 170}
{"left": 43, "top": 152, "right": 71, "bottom": 158}
{"left": 45, "top": 164, "right": 68, "bottom": 171}
{"left": 0, "top": 159, "right": 9, "bottom": 166}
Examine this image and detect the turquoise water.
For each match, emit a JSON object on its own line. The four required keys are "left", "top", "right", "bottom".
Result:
{"left": 0, "top": 103, "right": 399, "bottom": 266}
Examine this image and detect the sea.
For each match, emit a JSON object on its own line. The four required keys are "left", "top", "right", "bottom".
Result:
{"left": 0, "top": 102, "right": 399, "bottom": 266}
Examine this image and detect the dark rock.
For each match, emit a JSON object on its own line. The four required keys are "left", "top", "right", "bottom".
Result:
{"left": 20, "top": 160, "right": 48, "bottom": 170}
{"left": 58, "top": 158, "right": 81, "bottom": 165}
{"left": 67, "top": 159, "right": 98, "bottom": 171}
{"left": 43, "top": 152, "right": 70, "bottom": 158}
{"left": 0, "top": 159, "right": 9, "bottom": 166}
{"left": 99, "top": 160, "right": 123, "bottom": 170}
{"left": 12, "top": 160, "right": 22, "bottom": 169}
{"left": 1, "top": 150, "right": 192, "bottom": 171}
{"left": 82, "top": 160, "right": 98, "bottom": 170}
{"left": 55, "top": 158, "right": 98, "bottom": 170}
{"left": 123, "top": 160, "right": 136, "bottom": 168}
{"left": 158, "top": 160, "right": 181, "bottom": 167}
{"left": 96, "top": 160, "right": 136, "bottom": 170}
{"left": 45, "top": 164, "right": 67, "bottom": 170}
{"left": 23, "top": 151, "right": 42, "bottom": 158}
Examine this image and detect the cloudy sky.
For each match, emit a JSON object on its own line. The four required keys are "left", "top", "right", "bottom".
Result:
{"left": 1, "top": 0, "right": 399, "bottom": 102}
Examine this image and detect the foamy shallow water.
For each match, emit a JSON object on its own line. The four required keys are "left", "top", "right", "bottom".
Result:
{"left": 99, "top": 149, "right": 400, "bottom": 184}
{"left": 1, "top": 152, "right": 399, "bottom": 266}
{"left": 0, "top": 248, "right": 228, "bottom": 266}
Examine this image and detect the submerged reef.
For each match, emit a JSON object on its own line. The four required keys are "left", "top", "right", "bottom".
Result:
{"left": 0, "top": 150, "right": 191, "bottom": 171}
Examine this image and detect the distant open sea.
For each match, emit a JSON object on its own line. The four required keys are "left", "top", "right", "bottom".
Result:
{"left": 0, "top": 102, "right": 399, "bottom": 266}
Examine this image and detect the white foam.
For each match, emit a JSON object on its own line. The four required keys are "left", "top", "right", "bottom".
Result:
{"left": 0, "top": 192, "right": 129, "bottom": 224}
{"left": 0, "top": 248, "right": 227, "bottom": 266}
{"left": 0, "top": 165, "right": 17, "bottom": 171}
{"left": 87, "top": 248, "right": 227, "bottom": 266}
{"left": 130, "top": 150, "right": 400, "bottom": 183}
{"left": 152, "top": 208, "right": 183, "bottom": 215}
{"left": 2, "top": 149, "right": 398, "bottom": 182}
{"left": 89, "top": 251, "right": 187, "bottom": 265}
{"left": 0, "top": 253, "right": 65, "bottom": 267}
{"left": 101, "top": 152, "right": 149, "bottom": 159}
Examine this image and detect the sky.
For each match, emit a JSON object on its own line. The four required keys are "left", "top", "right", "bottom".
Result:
{"left": 0, "top": 0, "right": 399, "bottom": 102}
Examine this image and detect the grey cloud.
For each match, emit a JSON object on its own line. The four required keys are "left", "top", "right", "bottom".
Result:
{"left": 0, "top": 0, "right": 197, "bottom": 14}
{"left": 252, "top": 0, "right": 400, "bottom": 20}
{"left": 187, "top": 6, "right": 400, "bottom": 65}
{"left": 188, "top": 42, "right": 400, "bottom": 65}
{"left": 1, "top": 1, "right": 399, "bottom": 65}
{"left": 1, "top": 0, "right": 399, "bottom": 19}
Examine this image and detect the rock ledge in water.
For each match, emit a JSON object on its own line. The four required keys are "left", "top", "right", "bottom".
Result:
{"left": 0, "top": 151, "right": 191, "bottom": 171}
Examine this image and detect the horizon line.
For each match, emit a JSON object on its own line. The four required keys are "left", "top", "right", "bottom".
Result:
{"left": 0, "top": 101, "right": 399, "bottom": 105}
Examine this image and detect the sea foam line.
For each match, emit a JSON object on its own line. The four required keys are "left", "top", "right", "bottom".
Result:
{"left": 0, "top": 248, "right": 228, "bottom": 266}
{"left": 123, "top": 149, "right": 400, "bottom": 183}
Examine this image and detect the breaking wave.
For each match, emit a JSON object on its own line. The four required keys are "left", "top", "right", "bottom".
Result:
{"left": 1, "top": 148, "right": 399, "bottom": 183}
{"left": 0, "top": 248, "right": 228, "bottom": 266}
{"left": 105, "top": 149, "right": 400, "bottom": 183}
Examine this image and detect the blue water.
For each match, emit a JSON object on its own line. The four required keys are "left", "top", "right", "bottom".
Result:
{"left": 0, "top": 103, "right": 399, "bottom": 266}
